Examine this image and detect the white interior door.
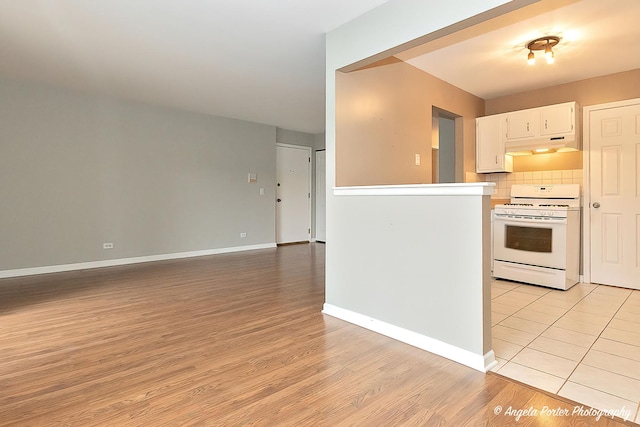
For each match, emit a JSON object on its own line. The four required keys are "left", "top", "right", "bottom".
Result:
{"left": 276, "top": 145, "right": 311, "bottom": 244}
{"left": 589, "top": 102, "right": 640, "bottom": 289}
{"left": 315, "top": 150, "right": 326, "bottom": 242}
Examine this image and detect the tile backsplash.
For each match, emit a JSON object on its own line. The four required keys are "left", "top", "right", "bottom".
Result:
{"left": 481, "top": 169, "right": 583, "bottom": 199}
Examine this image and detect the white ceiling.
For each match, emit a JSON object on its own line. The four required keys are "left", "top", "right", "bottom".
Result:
{"left": 0, "top": 0, "right": 388, "bottom": 134}
{"left": 399, "top": 0, "right": 640, "bottom": 100}
{"left": 2, "top": 1, "right": 639, "bottom": 135}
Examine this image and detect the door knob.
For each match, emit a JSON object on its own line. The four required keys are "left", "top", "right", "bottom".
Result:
{"left": 277, "top": 198, "right": 282, "bottom": 202}
{"left": 592, "top": 202, "right": 600, "bottom": 208}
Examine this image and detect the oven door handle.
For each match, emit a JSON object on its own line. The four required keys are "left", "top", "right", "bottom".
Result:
{"left": 494, "top": 215, "right": 567, "bottom": 225}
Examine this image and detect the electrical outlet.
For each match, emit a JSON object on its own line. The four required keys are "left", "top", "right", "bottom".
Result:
{"left": 103, "top": 242, "right": 114, "bottom": 249}
{"left": 240, "top": 233, "right": 247, "bottom": 238}
{"left": 415, "top": 153, "right": 421, "bottom": 166}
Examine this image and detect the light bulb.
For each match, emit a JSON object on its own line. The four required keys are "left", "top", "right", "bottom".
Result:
{"left": 527, "top": 51, "right": 535, "bottom": 65}
{"left": 544, "top": 43, "right": 554, "bottom": 64}
{"left": 546, "top": 50, "right": 555, "bottom": 64}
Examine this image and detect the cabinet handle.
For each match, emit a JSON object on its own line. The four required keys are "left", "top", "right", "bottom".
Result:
{"left": 544, "top": 119, "right": 548, "bottom": 129}
{"left": 495, "top": 155, "right": 498, "bottom": 164}
{"left": 527, "top": 122, "right": 530, "bottom": 131}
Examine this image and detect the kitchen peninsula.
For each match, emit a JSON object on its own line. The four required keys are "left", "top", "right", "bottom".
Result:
{"left": 324, "top": 182, "right": 497, "bottom": 372}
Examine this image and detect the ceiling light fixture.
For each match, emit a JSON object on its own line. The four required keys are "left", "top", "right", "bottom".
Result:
{"left": 526, "top": 36, "right": 560, "bottom": 65}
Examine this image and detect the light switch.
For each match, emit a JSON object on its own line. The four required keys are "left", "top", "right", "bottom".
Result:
{"left": 248, "top": 173, "right": 257, "bottom": 183}
{"left": 259, "top": 188, "right": 265, "bottom": 196}
{"left": 415, "top": 154, "right": 421, "bottom": 166}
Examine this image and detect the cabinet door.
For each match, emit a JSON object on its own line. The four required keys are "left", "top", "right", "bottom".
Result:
{"left": 505, "top": 110, "right": 536, "bottom": 140}
{"left": 476, "top": 116, "right": 512, "bottom": 173}
{"left": 540, "top": 103, "right": 574, "bottom": 136}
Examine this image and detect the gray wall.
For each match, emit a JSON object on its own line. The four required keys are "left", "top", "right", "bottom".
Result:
{"left": 313, "top": 133, "right": 326, "bottom": 241}
{"left": 439, "top": 117, "right": 456, "bottom": 183}
{"left": 314, "top": 132, "right": 326, "bottom": 151}
{"left": 0, "top": 79, "right": 277, "bottom": 271}
{"left": 276, "top": 128, "right": 315, "bottom": 147}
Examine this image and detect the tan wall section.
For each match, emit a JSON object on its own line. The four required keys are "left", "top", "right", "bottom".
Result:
{"left": 485, "top": 69, "right": 640, "bottom": 115}
{"left": 486, "top": 68, "right": 640, "bottom": 172}
{"left": 335, "top": 59, "right": 484, "bottom": 186}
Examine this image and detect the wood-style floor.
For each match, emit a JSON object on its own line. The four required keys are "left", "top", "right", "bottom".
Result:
{"left": 0, "top": 244, "right": 635, "bottom": 426}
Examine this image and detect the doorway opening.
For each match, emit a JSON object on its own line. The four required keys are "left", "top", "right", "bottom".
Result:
{"left": 431, "top": 107, "right": 463, "bottom": 183}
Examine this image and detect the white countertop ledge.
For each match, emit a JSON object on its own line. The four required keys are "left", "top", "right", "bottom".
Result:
{"left": 333, "top": 183, "right": 495, "bottom": 197}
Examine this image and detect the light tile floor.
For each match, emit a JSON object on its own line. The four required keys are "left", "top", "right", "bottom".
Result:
{"left": 491, "top": 280, "right": 640, "bottom": 424}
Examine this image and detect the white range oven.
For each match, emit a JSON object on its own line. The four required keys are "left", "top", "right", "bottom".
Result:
{"left": 493, "top": 184, "right": 581, "bottom": 290}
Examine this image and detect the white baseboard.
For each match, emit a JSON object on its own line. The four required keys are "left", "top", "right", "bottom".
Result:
{"left": 322, "top": 303, "right": 496, "bottom": 373}
{"left": 0, "top": 243, "right": 277, "bottom": 279}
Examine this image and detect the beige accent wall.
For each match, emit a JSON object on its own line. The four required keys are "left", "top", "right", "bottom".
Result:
{"left": 486, "top": 69, "right": 640, "bottom": 114}
{"left": 335, "top": 58, "right": 484, "bottom": 186}
{"left": 486, "top": 68, "right": 640, "bottom": 171}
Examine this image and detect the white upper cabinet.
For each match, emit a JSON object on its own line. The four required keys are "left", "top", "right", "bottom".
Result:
{"left": 505, "top": 109, "right": 537, "bottom": 141}
{"left": 505, "top": 102, "right": 576, "bottom": 141}
{"left": 540, "top": 102, "right": 575, "bottom": 136}
{"left": 476, "top": 115, "right": 513, "bottom": 173}
{"left": 503, "top": 101, "right": 579, "bottom": 153}
{"left": 476, "top": 102, "right": 578, "bottom": 172}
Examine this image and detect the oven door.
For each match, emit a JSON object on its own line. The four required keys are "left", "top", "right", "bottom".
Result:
{"left": 493, "top": 214, "right": 567, "bottom": 269}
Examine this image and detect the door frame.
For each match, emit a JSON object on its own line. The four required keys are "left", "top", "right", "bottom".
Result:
{"left": 276, "top": 143, "right": 312, "bottom": 244}
{"left": 582, "top": 97, "right": 640, "bottom": 284}
{"left": 315, "top": 149, "right": 326, "bottom": 243}
{"left": 432, "top": 106, "right": 464, "bottom": 183}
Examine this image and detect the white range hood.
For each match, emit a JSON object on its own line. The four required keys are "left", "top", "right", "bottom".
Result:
{"left": 505, "top": 132, "right": 579, "bottom": 156}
